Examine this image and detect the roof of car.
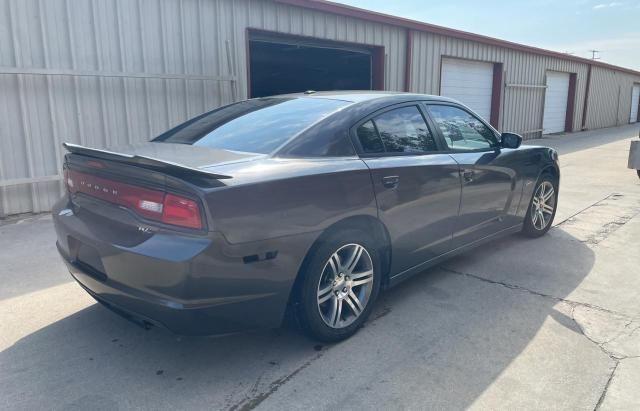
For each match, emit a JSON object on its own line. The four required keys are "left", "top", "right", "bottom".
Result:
{"left": 275, "top": 90, "right": 459, "bottom": 104}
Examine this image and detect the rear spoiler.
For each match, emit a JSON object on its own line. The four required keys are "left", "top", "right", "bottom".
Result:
{"left": 63, "top": 143, "right": 232, "bottom": 180}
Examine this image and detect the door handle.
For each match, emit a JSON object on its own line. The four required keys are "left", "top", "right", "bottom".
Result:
{"left": 382, "top": 175, "right": 400, "bottom": 188}
{"left": 462, "top": 170, "right": 474, "bottom": 183}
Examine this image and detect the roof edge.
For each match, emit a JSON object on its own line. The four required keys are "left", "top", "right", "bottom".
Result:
{"left": 273, "top": 0, "right": 640, "bottom": 77}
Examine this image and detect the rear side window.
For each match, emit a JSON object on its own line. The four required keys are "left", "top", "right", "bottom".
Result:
{"left": 356, "top": 106, "right": 438, "bottom": 154}
{"left": 357, "top": 121, "right": 384, "bottom": 153}
{"left": 154, "top": 98, "right": 349, "bottom": 154}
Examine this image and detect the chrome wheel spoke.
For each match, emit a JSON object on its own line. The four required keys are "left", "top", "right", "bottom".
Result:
{"left": 542, "top": 203, "right": 554, "bottom": 214}
{"left": 345, "top": 291, "right": 364, "bottom": 315}
{"left": 351, "top": 269, "right": 373, "bottom": 287}
{"left": 538, "top": 210, "right": 546, "bottom": 228}
{"left": 543, "top": 187, "right": 554, "bottom": 202}
{"left": 330, "top": 299, "right": 343, "bottom": 327}
{"left": 350, "top": 269, "right": 373, "bottom": 281}
{"left": 328, "top": 253, "right": 341, "bottom": 276}
{"left": 351, "top": 276, "right": 373, "bottom": 287}
{"left": 318, "top": 284, "right": 334, "bottom": 304}
{"left": 343, "top": 245, "right": 364, "bottom": 274}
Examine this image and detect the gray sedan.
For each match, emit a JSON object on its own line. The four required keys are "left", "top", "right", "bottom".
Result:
{"left": 53, "top": 91, "right": 559, "bottom": 341}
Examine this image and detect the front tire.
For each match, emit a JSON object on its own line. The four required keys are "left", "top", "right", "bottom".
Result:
{"left": 297, "top": 229, "right": 381, "bottom": 342}
{"left": 522, "top": 174, "right": 558, "bottom": 238}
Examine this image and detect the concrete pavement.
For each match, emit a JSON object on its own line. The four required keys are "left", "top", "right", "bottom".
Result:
{"left": 1, "top": 124, "right": 640, "bottom": 410}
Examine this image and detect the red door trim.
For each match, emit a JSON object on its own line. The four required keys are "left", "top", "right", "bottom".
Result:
{"left": 490, "top": 63, "right": 503, "bottom": 129}
{"left": 404, "top": 30, "right": 414, "bottom": 92}
{"left": 565, "top": 73, "right": 577, "bottom": 132}
{"left": 372, "top": 47, "right": 385, "bottom": 91}
{"left": 245, "top": 28, "right": 252, "bottom": 99}
{"left": 636, "top": 84, "right": 640, "bottom": 123}
{"left": 581, "top": 65, "right": 592, "bottom": 130}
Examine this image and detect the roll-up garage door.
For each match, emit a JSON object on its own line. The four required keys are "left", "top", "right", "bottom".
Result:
{"left": 440, "top": 58, "right": 494, "bottom": 121}
{"left": 630, "top": 84, "right": 640, "bottom": 123}
{"left": 248, "top": 31, "right": 381, "bottom": 98}
{"left": 542, "top": 72, "right": 570, "bottom": 134}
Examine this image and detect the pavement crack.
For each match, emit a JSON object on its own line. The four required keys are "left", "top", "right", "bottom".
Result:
{"left": 440, "top": 266, "right": 562, "bottom": 301}
{"left": 554, "top": 193, "right": 616, "bottom": 227}
{"left": 602, "top": 321, "right": 640, "bottom": 346}
{"left": 594, "top": 361, "right": 619, "bottom": 410}
{"left": 227, "top": 350, "right": 326, "bottom": 411}
{"left": 442, "top": 265, "right": 635, "bottom": 410}
{"left": 585, "top": 213, "right": 640, "bottom": 245}
{"left": 440, "top": 266, "right": 639, "bottom": 322}
{"left": 570, "top": 305, "right": 624, "bottom": 360}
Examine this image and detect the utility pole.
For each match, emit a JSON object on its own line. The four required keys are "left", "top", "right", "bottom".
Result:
{"left": 589, "top": 49, "right": 601, "bottom": 60}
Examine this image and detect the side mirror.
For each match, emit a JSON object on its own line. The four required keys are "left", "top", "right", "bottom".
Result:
{"left": 501, "top": 132, "right": 522, "bottom": 149}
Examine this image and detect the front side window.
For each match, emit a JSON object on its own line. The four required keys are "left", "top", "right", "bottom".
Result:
{"left": 154, "top": 98, "right": 349, "bottom": 154}
{"left": 356, "top": 106, "right": 437, "bottom": 154}
{"left": 427, "top": 105, "right": 498, "bottom": 151}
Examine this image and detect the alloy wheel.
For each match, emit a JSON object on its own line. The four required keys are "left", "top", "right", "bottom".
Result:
{"left": 531, "top": 181, "right": 556, "bottom": 230}
{"left": 316, "top": 243, "right": 374, "bottom": 328}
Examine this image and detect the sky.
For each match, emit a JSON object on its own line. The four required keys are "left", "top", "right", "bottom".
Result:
{"left": 338, "top": 0, "right": 640, "bottom": 71}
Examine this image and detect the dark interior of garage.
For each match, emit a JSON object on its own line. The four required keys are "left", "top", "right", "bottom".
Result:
{"left": 249, "top": 39, "right": 373, "bottom": 97}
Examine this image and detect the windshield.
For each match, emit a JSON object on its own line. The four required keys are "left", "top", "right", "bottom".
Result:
{"left": 154, "top": 97, "right": 350, "bottom": 154}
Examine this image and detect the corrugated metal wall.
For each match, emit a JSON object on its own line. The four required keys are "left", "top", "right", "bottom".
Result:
{"left": 0, "top": 0, "right": 240, "bottom": 216}
{"left": 0, "top": 0, "right": 406, "bottom": 216}
{"left": 1, "top": 0, "right": 639, "bottom": 216}
{"left": 409, "top": 32, "right": 590, "bottom": 138}
{"left": 585, "top": 66, "right": 640, "bottom": 129}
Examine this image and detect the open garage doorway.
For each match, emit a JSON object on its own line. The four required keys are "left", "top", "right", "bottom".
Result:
{"left": 247, "top": 30, "right": 384, "bottom": 98}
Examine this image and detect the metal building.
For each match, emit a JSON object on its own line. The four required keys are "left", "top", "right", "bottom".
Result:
{"left": 1, "top": 0, "right": 640, "bottom": 217}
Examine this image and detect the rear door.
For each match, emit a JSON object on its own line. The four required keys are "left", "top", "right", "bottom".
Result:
{"left": 424, "top": 104, "right": 517, "bottom": 248}
{"left": 354, "top": 103, "right": 461, "bottom": 275}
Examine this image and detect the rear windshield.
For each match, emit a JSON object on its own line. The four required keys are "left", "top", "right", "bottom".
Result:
{"left": 154, "top": 97, "right": 349, "bottom": 154}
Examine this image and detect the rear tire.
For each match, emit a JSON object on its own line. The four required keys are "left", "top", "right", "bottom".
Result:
{"left": 297, "top": 229, "right": 381, "bottom": 342}
{"left": 522, "top": 173, "right": 558, "bottom": 238}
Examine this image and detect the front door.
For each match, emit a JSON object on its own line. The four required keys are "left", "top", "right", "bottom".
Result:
{"left": 424, "top": 104, "right": 517, "bottom": 247}
{"left": 354, "top": 104, "right": 461, "bottom": 275}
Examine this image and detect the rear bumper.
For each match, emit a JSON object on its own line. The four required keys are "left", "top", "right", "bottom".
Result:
{"left": 58, "top": 245, "right": 285, "bottom": 335}
{"left": 53, "top": 196, "right": 316, "bottom": 336}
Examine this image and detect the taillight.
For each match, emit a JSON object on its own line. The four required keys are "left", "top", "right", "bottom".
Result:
{"left": 118, "top": 185, "right": 165, "bottom": 220}
{"left": 66, "top": 169, "right": 203, "bottom": 230}
{"left": 162, "top": 194, "right": 202, "bottom": 229}
{"left": 64, "top": 169, "right": 75, "bottom": 192}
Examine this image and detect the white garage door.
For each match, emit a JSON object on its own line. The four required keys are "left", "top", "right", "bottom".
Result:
{"left": 630, "top": 84, "right": 640, "bottom": 123}
{"left": 542, "top": 72, "right": 570, "bottom": 134}
{"left": 441, "top": 58, "right": 493, "bottom": 121}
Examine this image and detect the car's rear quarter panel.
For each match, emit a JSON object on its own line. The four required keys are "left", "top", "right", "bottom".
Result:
{"left": 197, "top": 157, "right": 379, "bottom": 321}
{"left": 204, "top": 157, "right": 377, "bottom": 242}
